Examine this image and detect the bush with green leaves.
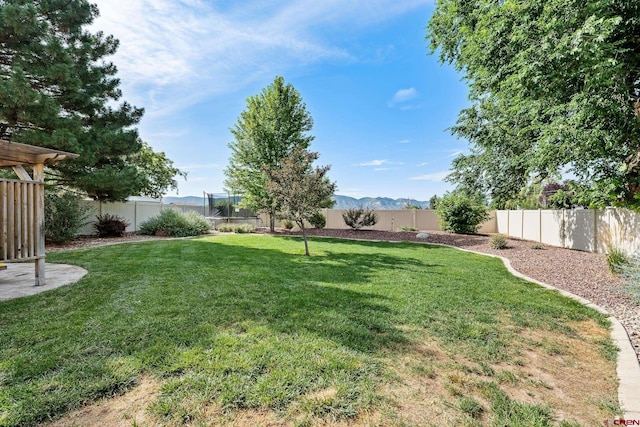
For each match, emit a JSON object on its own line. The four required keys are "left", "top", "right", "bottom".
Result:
{"left": 282, "top": 219, "right": 294, "bottom": 230}
{"left": 618, "top": 253, "right": 640, "bottom": 300}
{"left": 342, "top": 207, "right": 378, "bottom": 230}
{"left": 606, "top": 247, "right": 629, "bottom": 274}
{"left": 398, "top": 225, "right": 418, "bottom": 232}
{"left": 216, "top": 223, "right": 255, "bottom": 233}
{"left": 44, "top": 191, "right": 91, "bottom": 244}
{"left": 94, "top": 214, "right": 130, "bottom": 237}
{"left": 489, "top": 234, "right": 508, "bottom": 249}
{"left": 233, "top": 224, "right": 256, "bottom": 234}
{"left": 139, "top": 209, "right": 210, "bottom": 237}
{"left": 436, "top": 192, "right": 489, "bottom": 234}
{"left": 309, "top": 211, "right": 326, "bottom": 229}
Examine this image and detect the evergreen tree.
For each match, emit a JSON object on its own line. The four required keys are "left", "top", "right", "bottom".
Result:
{"left": 225, "top": 76, "right": 314, "bottom": 231}
{"left": 0, "top": 0, "right": 183, "bottom": 200}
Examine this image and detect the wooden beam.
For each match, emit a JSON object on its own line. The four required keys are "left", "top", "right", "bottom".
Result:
{"left": 33, "top": 164, "right": 45, "bottom": 286}
{"left": 11, "top": 165, "right": 32, "bottom": 181}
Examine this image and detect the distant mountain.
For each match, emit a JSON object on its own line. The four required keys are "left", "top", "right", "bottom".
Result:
{"left": 164, "top": 195, "right": 430, "bottom": 210}
{"left": 332, "top": 195, "right": 430, "bottom": 210}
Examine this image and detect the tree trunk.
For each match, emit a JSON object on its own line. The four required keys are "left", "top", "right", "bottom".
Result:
{"left": 301, "top": 225, "right": 310, "bottom": 256}
{"left": 269, "top": 212, "right": 275, "bottom": 232}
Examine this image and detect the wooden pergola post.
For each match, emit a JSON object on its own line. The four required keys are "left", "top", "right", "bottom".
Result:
{"left": 0, "top": 140, "right": 78, "bottom": 286}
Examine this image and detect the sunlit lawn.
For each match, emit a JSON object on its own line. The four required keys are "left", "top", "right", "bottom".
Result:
{"left": 0, "top": 235, "right": 620, "bottom": 426}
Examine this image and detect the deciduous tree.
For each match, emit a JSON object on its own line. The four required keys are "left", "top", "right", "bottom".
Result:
{"left": 225, "top": 76, "right": 314, "bottom": 230}
{"left": 428, "top": 0, "right": 640, "bottom": 208}
{"left": 265, "top": 147, "right": 336, "bottom": 256}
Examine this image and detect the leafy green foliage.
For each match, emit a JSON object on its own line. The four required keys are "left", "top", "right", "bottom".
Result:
{"left": 619, "top": 253, "right": 640, "bottom": 300}
{"left": 309, "top": 211, "right": 326, "bottom": 229}
{"left": 217, "top": 223, "right": 257, "bottom": 234}
{"left": 429, "top": 194, "right": 440, "bottom": 210}
{"left": 93, "top": 214, "right": 129, "bottom": 237}
{"left": 0, "top": 1, "right": 184, "bottom": 200}
{"left": 428, "top": 1, "right": 640, "bottom": 209}
{"left": 436, "top": 192, "right": 489, "bottom": 234}
{"left": 265, "top": 147, "right": 336, "bottom": 255}
{"left": 44, "top": 190, "right": 91, "bottom": 243}
{"left": 606, "top": 247, "right": 629, "bottom": 274}
{"left": 282, "top": 219, "right": 294, "bottom": 230}
{"left": 342, "top": 207, "right": 378, "bottom": 230}
{"left": 398, "top": 225, "right": 418, "bottom": 232}
{"left": 139, "top": 209, "right": 210, "bottom": 237}
{"left": 225, "top": 76, "right": 315, "bottom": 231}
{"left": 489, "top": 234, "right": 508, "bottom": 250}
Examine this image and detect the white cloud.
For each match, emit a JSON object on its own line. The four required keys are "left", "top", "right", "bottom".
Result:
{"left": 391, "top": 87, "right": 418, "bottom": 104}
{"left": 374, "top": 167, "right": 391, "bottom": 171}
{"left": 90, "top": 0, "right": 431, "bottom": 116}
{"left": 448, "top": 150, "right": 463, "bottom": 157}
{"left": 416, "top": 162, "right": 430, "bottom": 167}
{"left": 359, "top": 159, "right": 388, "bottom": 166}
{"left": 389, "top": 87, "right": 418, "bottom": 105}
{"left": 398, "top": 139, "right": 411, "bottom": 144}
{"left": 409, "top": 170, "right": 450, "bottom": 182}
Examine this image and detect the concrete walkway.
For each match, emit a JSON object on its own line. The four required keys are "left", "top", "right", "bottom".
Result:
{"left": 0, "top": 263, "right": 87, "bottom": 301}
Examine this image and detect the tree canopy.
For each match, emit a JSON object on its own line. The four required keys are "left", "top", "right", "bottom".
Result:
{"left": 427, "top": 0, "right": 640, "bottom": 209}
{"left": 265, "top": 147, "right": 336, "bottom": 255}
{"left": 225, "top": 76, "right": 314, "bottom": 230}
{"left": 0, "top": 0, "right": 183, "bottom": 200}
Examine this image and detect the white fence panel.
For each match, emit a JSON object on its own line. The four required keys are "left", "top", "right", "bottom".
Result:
{"left": 508, "top": 211, "right": 523, "bottom": 239}
{"left": 564, "top": 210, "right": 596, "bottom": 252}
{"left": 540, "top": 210, "right": 564, "bottom": 248}
{"left": 522, "top": 210, "right": 541, "bottom": 242}
{"left": 496, "top": 210, "right": 509, "bottom": 234}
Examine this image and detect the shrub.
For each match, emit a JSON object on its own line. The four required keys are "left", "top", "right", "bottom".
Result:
{"left": 139, "top": 209, "right": 210, "bottom": 237}
{"left": 530, "top": 243, "right": 545, "bottom": 250}
{"left": 435, "top": 192, "right": 489, "bottom": 234}
{"left": 399, "top": 225, "right": 418, "bottom": 232}
{"left": 216, "top": 223, "right": 235, "bottom": 232}
{"left": 489, "top": 234, "right": 508, "bottom": 249}
{"left": 216, "top": 223, "right": 256, "bottom": 233}
{"left": 44, "top": 191, "right": 91, "bottom": 244}
{"left": 309, "top": 211, "right": 326, "bottom": 229}
{"left": 234, "top": 224, "right": 256, "bottom": 234}
{"left": 94, "top": 214, "right": 130, "bottom": 237}
{"left": 282, "top": 219, "right": 294, "bottom": 230}
{"left": 618, "top": 253, "right": 640, "bottom": 300}
{"left": 342, "top": 207, "right": 378, "bottom": 230}
{"left": 606, "top": 247, "right": 628, "bottom": 274}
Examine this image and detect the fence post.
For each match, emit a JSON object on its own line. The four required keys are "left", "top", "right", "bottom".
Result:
{"left": 538, "top": 209, "right": 542, "bottom": 242}
{"left": 593, "top": 209, "right": 598, "bottom": 253}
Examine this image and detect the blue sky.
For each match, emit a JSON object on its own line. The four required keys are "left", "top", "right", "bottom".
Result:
{"left": 91, "top": 0, "right": 470, "bottom": 200}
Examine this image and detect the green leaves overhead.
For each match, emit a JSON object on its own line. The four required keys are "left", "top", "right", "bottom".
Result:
{"left": 428, "top": 0, "right": 640, "bottom": 208}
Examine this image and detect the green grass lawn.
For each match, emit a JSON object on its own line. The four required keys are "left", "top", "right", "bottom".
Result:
{"left": 0, "top": 235, "right": 620, "bottom": 426}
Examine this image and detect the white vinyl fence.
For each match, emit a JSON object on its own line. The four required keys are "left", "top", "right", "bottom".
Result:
{"left": 261, "top": 209, "right": 498, "bottom": 234}
{"left": 496, "top": 208, "right": 640, "bottom": 254}
{"left": 77, "top": 201, "right": 205, "bottom": 235}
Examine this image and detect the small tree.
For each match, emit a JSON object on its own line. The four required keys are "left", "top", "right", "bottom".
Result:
{"left": 342, "top": 207, "right": 378, "bottom": 230}
{"left": 225, "top": 76, "right": 314, "bottom": 231}
{"left": 429, "top": 195, "right": 440, "bottom": 210}
{"left": 44, "top": 190, "right": 91, "bottom": 243}
{"left": 436, "top": 192, "right": 489, "bottom": 234}
{"left": 265, "top": 148, "right": 336, "bottom": 256}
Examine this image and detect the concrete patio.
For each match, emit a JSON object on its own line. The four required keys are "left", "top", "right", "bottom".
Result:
{"left": 0, "top": 263, "right": 87, "bottom": 301}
